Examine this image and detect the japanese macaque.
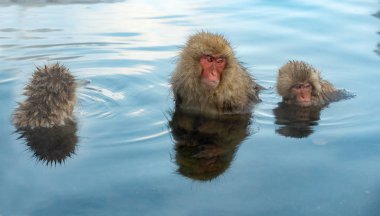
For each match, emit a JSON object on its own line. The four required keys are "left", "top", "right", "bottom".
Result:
{"left": 16, "top": 119, "right": 78, "bottom": 165}
{"left": 171, "top": 32, "right": 260, "bottom": 114}
{"left": 273, "top": 102, "right": 321, "bottom": 138}
{"left": 169, "top": 108, "right": 251, "bottom": 181}
{"left": 13, "top": 63, "right": 77, "bottom": 129}
{"left": 277, "top": 61, "right": 350, "bottom": 107}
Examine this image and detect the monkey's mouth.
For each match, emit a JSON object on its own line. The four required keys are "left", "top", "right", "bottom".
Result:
{"left": 297, "top": 94, "right": 312, "bottom": 106}
{"left": 201, "top": 69, "right": 221, "bottom": 88}
{"left": 201, "top": 77, "right": 220, "bottom": 88}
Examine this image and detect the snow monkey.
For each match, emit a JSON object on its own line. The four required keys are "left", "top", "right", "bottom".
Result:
{"left": 171, "top": 32, "right": 260, "bottom": 114}
{"left": 13, "top": 63, "right": 77, "bottom": 129}
{"left": 277, "top": 60, "right": 350, "bottom": 107}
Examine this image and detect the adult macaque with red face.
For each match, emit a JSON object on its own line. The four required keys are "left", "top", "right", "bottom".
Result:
{"left": 277, "top": 61, "right": 348, "bottom": 107}
{"left": 171, "top": 32, "right": 260, "bottom": 114}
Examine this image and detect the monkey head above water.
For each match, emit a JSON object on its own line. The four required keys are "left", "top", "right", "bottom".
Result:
{"left": 13, "top": 63, "right": 77, "bottom": 129}
{"left": 277, "top": 60, "right": 352, "bottom": 107}
{"left": 171, "top": 32, "right": 260, "bottom": 114}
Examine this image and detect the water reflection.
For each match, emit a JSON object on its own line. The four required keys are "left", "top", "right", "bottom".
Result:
{"left": 375, "top": 10, "right": 380, "bottom": 56}
{"left": 16, "top": 119, "right": 78, "bottom": 165}
{"left": 273, "top": 102, "right": 321, "bottom": 138}
{"left": 169, "top": 108, "right": 252, "bottom": 181}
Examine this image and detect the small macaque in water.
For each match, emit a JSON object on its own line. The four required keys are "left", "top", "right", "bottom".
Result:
{"left": 277, "top": 60, "right": 350, "bottom": 107}
{"left": 171, "top": 32, "right": 260, "bottom": 114}
{"left": 13, "top": 63, "right": 77, "bottom": 129}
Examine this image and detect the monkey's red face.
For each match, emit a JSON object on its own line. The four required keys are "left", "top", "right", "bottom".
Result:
{"left": 200, "top": 54, "right": 226, "bottom": 88}
{"left": 291, "top": 82, "right": 312, "bottom": 106}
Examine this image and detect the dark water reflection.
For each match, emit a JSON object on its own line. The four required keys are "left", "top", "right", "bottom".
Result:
{"left": 273, "top": 102, "right": 321, "bottom": 138}
{"left": 16, "top": 119, "right": 78, "bottom": 165}
{"left": 169, "top": 108, "right": 252, "bottom": 181}
{"left": 375, "top": 10, "right": 380, "bottom": 55}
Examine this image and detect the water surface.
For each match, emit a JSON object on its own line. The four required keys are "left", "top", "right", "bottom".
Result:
{"left": 1, "top": 0, "right": 380, "bottom": 215}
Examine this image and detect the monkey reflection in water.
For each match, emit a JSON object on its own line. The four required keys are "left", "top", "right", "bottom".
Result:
{"left": 169, "top": 108, "right": 252, "bottom": 181}
{"left": 274, "top": 61, "right": 354, "bottom": 138}
{"left": 13, "top": 63, "right": 78, "bottom": 164}
{"left": 16, "top": 120, "right": 78, "bottom": 165}
{"left": 273, "top": 103, "right": 321, "bottom": 138}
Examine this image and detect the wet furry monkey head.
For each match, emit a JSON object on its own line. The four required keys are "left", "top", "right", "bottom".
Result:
{"left": 171, "top": 32, "right": 260, "bottom": 114}
{"left": 277, "top": 61, "right": 323, "bottom": 107}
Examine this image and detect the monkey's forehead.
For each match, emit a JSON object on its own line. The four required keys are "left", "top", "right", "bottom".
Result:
{"left": 184, "top": 34, "right": 234, "bottom": 57}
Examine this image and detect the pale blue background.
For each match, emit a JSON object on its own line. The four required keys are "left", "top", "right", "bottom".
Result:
{"left": 0, "top": 0, "right": 379, "bottom": 215}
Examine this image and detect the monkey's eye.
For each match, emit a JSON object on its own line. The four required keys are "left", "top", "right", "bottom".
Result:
{"left": 303, "top": 83, "right": 311, "bottom": 89}
{"left": 292, "top": 83, "right": 312, "bottom": 90}
{"left": 203, "top": 55, "right": 213, "bottom": 62}
{"left": 215, "top": 57, "right": 226, "bottom": 64}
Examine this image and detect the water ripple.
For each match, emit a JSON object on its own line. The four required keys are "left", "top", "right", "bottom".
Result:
{"left": 124, "top": 130, "right": 170, "bottom": 143}
{"left": 98, "top": 32, "right": 140, "bottom": 37}
{"left": 7, "top": 54, "right": 53, "bottom": 61}
{"left": 78, "top": 84, "right": 124, "bottom": 120}
{"left": 21, "top": 42, "right": 127, "bottom": 49}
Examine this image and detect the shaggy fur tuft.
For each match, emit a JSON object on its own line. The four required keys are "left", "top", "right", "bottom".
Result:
{"left": 171, "top": 31, "right": 260, "bottom": 114}
{"left": 13, "top": 63, "right": 77, "bottom": 129}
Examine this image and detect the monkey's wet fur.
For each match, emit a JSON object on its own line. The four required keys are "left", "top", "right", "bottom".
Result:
{"left": 13, "top": 63, "right": 76, "bottom": 129}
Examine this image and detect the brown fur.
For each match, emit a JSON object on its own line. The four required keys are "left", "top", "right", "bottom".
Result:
{"left": 277, "top": 60, "right": 340, "bottom": 106}
{"left": 171, "top": 32, "right": 260, "bottom": 114}
{"left": 13, "top": 63, "right": 77, "bottom": 129}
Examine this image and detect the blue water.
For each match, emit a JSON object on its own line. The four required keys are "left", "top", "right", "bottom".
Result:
{"left": 1, "top": 0, "right": 380, "bottom": 215}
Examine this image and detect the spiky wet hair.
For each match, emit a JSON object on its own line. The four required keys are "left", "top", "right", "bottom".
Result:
{"left": 13, "top": 63, "right": 77, "bottom": 128}
{"left": 277, "top": 60, "right": 322, "bottom": 97}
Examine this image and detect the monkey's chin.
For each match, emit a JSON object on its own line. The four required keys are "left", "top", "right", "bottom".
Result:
{"left": 201, "top": 78, "right": 220, "bottom": 89}
{"left": 295, "top": 94, "right": 312, "bottom": 107}
{"left": 296, "top": 101, "right": 312, "bottom": 107}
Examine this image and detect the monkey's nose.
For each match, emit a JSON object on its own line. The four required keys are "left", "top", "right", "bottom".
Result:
{"left": 211, "top": 69, "right": 217, "bottom": 76}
